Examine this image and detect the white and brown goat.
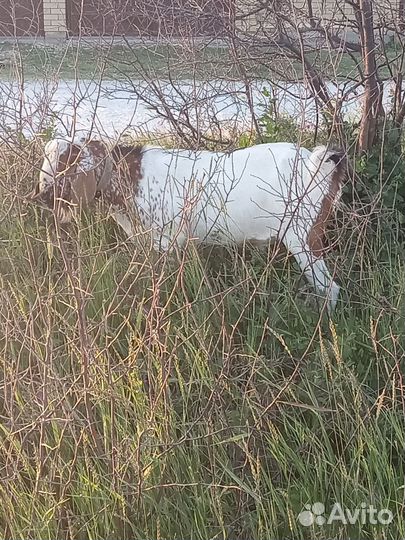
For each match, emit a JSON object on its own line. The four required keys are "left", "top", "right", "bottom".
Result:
{"left": 30, "top": 137, "right": 346, "bottom": 312}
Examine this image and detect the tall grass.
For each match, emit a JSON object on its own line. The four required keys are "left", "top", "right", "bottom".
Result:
{"left": 0, "top": 139, "right": 404, "bottom": 539}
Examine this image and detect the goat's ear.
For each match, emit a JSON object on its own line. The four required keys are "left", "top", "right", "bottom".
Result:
{"left": 70, "top": 170, "right": 97, "bottom": 206}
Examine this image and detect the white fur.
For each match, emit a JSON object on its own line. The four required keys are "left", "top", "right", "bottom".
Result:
{"left": 107, "top": 142, "right": 340, "bottom": 312}
{"left": 135, "top": 143, "right": 333, "bottom": 245}
{"left": 78, "top": 145, "right": 96, "bottom": 171}
{"left": 39, "top": 139, "right": 70, "bottom": 190}
{"left": 131, "top": 142, "right": 341, "bottom": 312}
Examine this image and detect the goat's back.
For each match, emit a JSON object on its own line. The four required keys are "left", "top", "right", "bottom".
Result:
{"left": 137, "top": 142, "right": 323, "bottom": 243}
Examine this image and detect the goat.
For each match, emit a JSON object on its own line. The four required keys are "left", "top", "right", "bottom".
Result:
{"left": 30, "top": 137, "right": 347, "bottom": 313}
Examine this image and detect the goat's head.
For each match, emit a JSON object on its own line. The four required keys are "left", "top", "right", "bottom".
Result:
{"left": 29, "top": 138, "right": 99, "bottom": 223}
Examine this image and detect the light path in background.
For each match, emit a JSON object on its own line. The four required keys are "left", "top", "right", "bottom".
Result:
{"left": 0, "top": 78, "right": 395, "bottom": 141}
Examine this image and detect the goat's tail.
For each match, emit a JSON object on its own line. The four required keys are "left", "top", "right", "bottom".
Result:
{"left": 308, "top": 145, "right": 347, "bottom": 189}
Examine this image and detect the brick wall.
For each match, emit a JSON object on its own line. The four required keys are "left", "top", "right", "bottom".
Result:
{"left": 43, "top": 0, "right": 66, "bottom": 37}
{"left": 236, "top": 0, "right": 399, "bottom": 36}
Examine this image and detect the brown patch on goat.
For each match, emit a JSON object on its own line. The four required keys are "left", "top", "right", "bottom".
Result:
{"left": 57, "top": 144, "right": 85, "bottom": 217}
{"left": 307, "top": 153, "right": 346, "bottom": 258}
{"left": 71, "top": 169, "right": 98, "bottom": 206}
{"left": 87, "top": 140, "right": 107, "bottom": 160}
{"left": 62, "top": 141, "right": 108, "bottom": 207}
{"left": 85, "top": 140, "right": 109, "bottom": 190}
{"left": 57, "top": 143, "right": 81, "bottom": 175}
{"left": 51, "top": 143, "right": 81, "bottom": 204}
{"left": 104, "top": 145, "right": 144, "bottom": 207}
{"left": 31, "top": 143, "right": 82, "bottom": 210}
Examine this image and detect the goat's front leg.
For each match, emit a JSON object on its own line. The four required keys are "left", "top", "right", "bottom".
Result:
{"left": 285, "top": 233, "right": 340, "bottom": 314}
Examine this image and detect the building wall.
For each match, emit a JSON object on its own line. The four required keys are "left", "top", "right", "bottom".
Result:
{"left": 235, "top": 0, "right": 398, "bottom": 36}
{"left": 0, "top": 0, "right": 44, "bottom": 36}
{"left": 0, "top": 0, "right": 399, "bottom": 39}
{"left": 65, "top": 0, "right": 233, "bottom": 37}
{"left": 43, "top": 0, "right": 66, "bottom": 38}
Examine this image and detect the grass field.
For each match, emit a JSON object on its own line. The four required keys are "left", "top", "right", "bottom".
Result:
{"left": 0, "top": 40, "right": 401, "bottom": 81}
{"left": 0, "top": 138, "right": 404, "bottom": 539}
